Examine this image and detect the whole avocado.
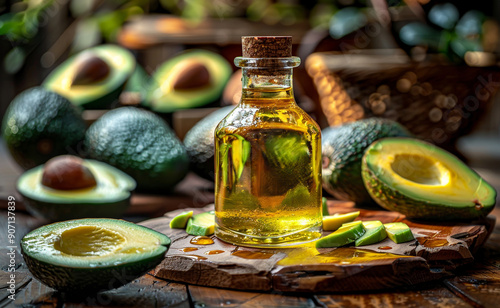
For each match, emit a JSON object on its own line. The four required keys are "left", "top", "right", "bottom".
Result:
{"left": 184, "top": 106, "right": 234, "bottom": 180}
{"left": 322, "top": 118, "right": 411, "bottom": 204}
{"left": 2, "top": 87, "right": 86, "bottom": 169}
{"left": 85, "top": 107, "right": 189, "bottom": 192}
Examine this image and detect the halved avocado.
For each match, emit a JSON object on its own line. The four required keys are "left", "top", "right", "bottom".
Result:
{"left": 146, "top": 50, "right": 231, "bottom": 113}
{"left": 44, "top": 45, "right": 135, "bottom": 109}
{"left": 362, "top": 137, "right": 496, "bottom": 221}
{"left": 21, "top": 218, "right": 170, "bottom": 293}
{"left": 17, "top": 159, "right": 136, "bottom": 221}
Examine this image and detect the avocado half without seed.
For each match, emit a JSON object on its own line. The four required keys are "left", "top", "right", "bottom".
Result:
{"left": 146, "top": 49, "right": 232, "bottom": 113}
{"left": 44, "top": 45, "right": 135, "bottom": 109}
{"left": 17, "top": 155, "right": 136, "bottom": 221}
{"left": 21, "top": 219, "right": 170, "bottom": 293}
{"left": 362, "top": 138, "right": 496, "bottom": 221}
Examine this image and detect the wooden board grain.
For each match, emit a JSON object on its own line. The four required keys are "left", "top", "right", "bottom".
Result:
{"left": 141, "top": 201, "right": 495, "bottom": 293}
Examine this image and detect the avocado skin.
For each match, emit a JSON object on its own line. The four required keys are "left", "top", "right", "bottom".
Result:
{"left": 2, "top": 87, "right": 86, "bottom": 169}
{"left": 22, "top": 197, "right": 130, "bottom": 222}
{"left": 22, "top": 252, "right": 164, "bottom": 293}
{"left": 362, "top": 140, "right": 497, "bottom": 221}
{"left": 184, "top": 106, "right": 234, "bottom": 180}
{"left": 85, "top": 107, "right": 189, "bottom": 192}
{"left": 322, "top": 118, "right": 411, "bottom": 204}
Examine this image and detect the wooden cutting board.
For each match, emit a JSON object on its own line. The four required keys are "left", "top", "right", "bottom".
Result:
{"left": 140, "top": 201, "right": 495, "bottom": 293}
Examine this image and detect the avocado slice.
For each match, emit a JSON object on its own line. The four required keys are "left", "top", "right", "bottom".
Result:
{"left": 362, "top": 137, "right": 497, "bottom": 220}
{"left": 316, "top": 221, "right": 366, "bottom": 248}
{"left": 186, "top": 211, "right": 215, "bottom": 236}
{"left": 322, "top": 211, "right": 360, "bottom": 231}
{"left": 85, "top": 107, "right": 189, "bottom": 192}
{"left": 322, "top": 118, "right": 412, "bottom": 204}
{"left": 355, "top": 220, "right": 387, "bottom": 246}
{"left": 44, "top": 45, "right": 135, "bottom": 109}
{"left": 2, "top": 87, "right": 87, "bottom": 169}
{"left": 17, "top": 159, "right": 136, "bottom": 222}
{"left": 384, "top": 222, "right": 414, "bottom": 244}
{"left": 21, "top": 218, "right": 170, "bottom": 293}
{"left": 169, "top": 211, "right": 193, "bottom": 229}
{"left": 146, "top": 50, "right": 232, "bottom": 113}
{"left": 184, "top": 106, "right": 235, "bottom": 180}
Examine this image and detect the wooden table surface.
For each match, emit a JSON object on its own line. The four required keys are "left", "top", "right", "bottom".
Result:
{"left": 1, "top": 139, "right": 500, "bottom": 307}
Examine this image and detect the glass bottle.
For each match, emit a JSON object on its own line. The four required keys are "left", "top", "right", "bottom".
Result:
{"left": 214, "top": 36, "right": 322, "bottom": 247}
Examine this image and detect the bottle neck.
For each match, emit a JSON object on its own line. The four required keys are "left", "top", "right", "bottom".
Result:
{"left": 241, "top": 67, "right": 294, "bottom": 101}
{"left": 235, "top": 56, "right": 300, "bottom": 103}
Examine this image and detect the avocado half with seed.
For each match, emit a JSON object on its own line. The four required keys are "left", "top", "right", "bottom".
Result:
{"left": 362, "top": 137, "right": 496, "bottom": 221}
{"left": 44, "top": 45, "right": 135, "bottom": 109}
{"left": 146, "top": 49, "right": 232, "bottom": 113}
{"left": 17, "top": 156, "right": 136, "bottom": 222}
{"left": 21, "top": 218, "right": 170, "bottom": 293}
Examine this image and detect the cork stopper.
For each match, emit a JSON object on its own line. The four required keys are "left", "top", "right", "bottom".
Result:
{"left": 242, "top": 36, "right": 292, "bottom": 58}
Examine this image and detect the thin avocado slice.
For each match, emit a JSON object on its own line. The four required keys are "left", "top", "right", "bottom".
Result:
{"left": 44, "top": 45, "right": 135, "bottom": 109}
{"left": 355, "top": 220, "right": 387, "bottom": 246}
{"left": 322, "top": 211, "right": 360, "bottom": 231}
{"left": 186, "top": 211, "right": 215, "bottom": 236}
{"left": 384, "top": 222, "right": 414, "bottom": 244}
{"left": 316, "top": 220, "right": 366, "bottom": 248}
{"left": 21, "top": 218, "right": 170, "bottom": 293}
{"left": 322, "top": 197, "right": 329, "bottom": 216}
{"left": 147, "top": 50, "right": 231, "bottom": 113}
{"left": 169, "top": 211, "right": 193, "bottom": 229}
{"left": 17, "top": 159, "right": 136, "bottom": 222}
{"left": 362, "top": 137, "right": 497, "bottom": 220}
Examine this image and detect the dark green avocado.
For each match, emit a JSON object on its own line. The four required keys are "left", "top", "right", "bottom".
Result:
{"left": 1, "top": 87, "right": 86, "bottom": 169}
{"left": 362, "top": 137, "right": 496, "bottom": 221}
{"left": 17, "top": 158, "right": 136, "bottom": 222}
{"left": 322, "top": 118, "right": 411, "bottom": 204}
{"left": 145, "top": 50, "right": 232, "bottom": 113}
{"left": 21, "top": 218, "right": 170, "bottom": 293}
{"left": 85, "top": 107, "right": 189, "bottom": 192}
{"left": 184, "top": 106, "right": 234, "bottom": 180}
{"left": 44, "top": 45, "right": 135, "bottom": 109}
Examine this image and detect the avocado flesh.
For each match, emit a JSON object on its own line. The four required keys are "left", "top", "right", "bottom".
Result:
{"left": 362, "top": 138, "right": 496, "bottom": 220}
{"left": 170, "top": 211, "right": 193, "bottom": 229}
{"left": 186, "top": 211, "right": 215, "bottom": 236}
{"left": 44, "top": 45, "right": 135, "bottom": 109}
{"left": 322, "top": 211, "right": 360, "bottom": 231}
{"left": 21, "top": 218, "right": 170, "bottom": 292}
{"left": 384, "top": 222, "right": 414, "bottom": 244}
{"left": 17, "top": 160, "right": 136, "bottom": 221}
{"left": 316, "top": 220, "right": 366, "bottom": 248}
{"left": 322, "top": 118, "right": 412, "bottom": 204}
{"left": 147, "top": 50, "right": 231, "bottom": 113}
{"left": 355, "top": 221, "right": 387, "bottom": 246}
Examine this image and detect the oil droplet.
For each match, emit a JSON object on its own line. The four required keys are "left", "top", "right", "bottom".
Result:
{"left": 205, "top": 250, "right": 225, "bottom": 255}
{"left": 231, "top": 250, "right": 275, "bottom": 259}
{"left": 190, "top": 236, "right": 214, "bottom": 245}
{"left": 179, "top": 254, "right": 208, "bottom": 260}
{"left": 179, "top": 247, "right": 198, "bottom": 252}
{"left": 378, "top": 246, "right": 392, "bottom": 250}
{"left": 417, "top": 238, "right": 448, "bottom": 247}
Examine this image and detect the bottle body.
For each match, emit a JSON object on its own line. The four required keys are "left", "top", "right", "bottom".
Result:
{"left": 214, "top": 84, "right": 322, "bottom": 247}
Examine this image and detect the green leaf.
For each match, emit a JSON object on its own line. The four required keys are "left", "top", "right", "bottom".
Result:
{"left": 4, "top": 47, "right": 26, "bottom": 74}
{"left": 399, "top": 22, "right": 442, "bottom": 49}
{"left": 450, "top": 38, "right": 482, "bottom": 58}
{"left": 329, "top": 7, "right": 367, "bottom": 39}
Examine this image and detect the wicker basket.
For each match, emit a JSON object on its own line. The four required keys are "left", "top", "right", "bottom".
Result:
{"left": 306, "top": 50, "right": 500, "bottom": 148}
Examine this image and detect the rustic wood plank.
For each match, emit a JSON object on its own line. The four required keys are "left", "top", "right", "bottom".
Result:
{"left": 144, "top": 203, "right": 493, "bottom": 293}
{"left": 189, "top": 285, "right": 316, "bottom": 308}
{"left": 315, "top": 282, "right": 472, "bottom": 308}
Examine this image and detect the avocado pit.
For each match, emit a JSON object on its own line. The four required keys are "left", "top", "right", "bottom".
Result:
{"left": 172, "top": 61, "right": 211, "bottom": 90}
{"left": 42, "top": 155, "right": 97, "bottom": 190}
{"left": 71, "top": 52, "right": 110, "bottom": 86}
